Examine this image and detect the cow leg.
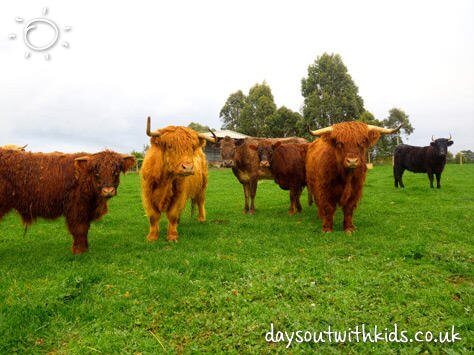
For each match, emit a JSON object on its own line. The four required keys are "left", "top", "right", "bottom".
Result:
{"left": 428, "top": 172, "right": 434, "bottom": 188}
{"left": 146, "top": 213, "right": 161, "bottom": 242}
{"left": 67, "top": 220, "right": 90, "bottom": 254}
{"left": 307, "top": 190, "right": 314, "bottom": 206}
{"left": 288, "top": 189, "right": 297, "bottom": 215}
{"left": 166, "top": 195, "right": 187, "bottom": 242}
{"left": 242, "top": 183, "right": 250, "bottom": 214}
{"left": 289, "top": 186, "right": 303, "bottom": 215}
{"left": 435, "top": 173, "right": 441, "bottom": 188}
{"left": 394, "top": 166, "right": 405, "bottom": 188}
{"left": 295, "top": 187, "right": 303, "bottom": 213}
{"left": 342, "top": 204, "right": 356, "bottom": 233}
{"left": 195, "top": 190, "right": 206, "bottom": 222}
{"left": 318, "top": 198, "right": 335, "bottom": 232}
{"left": 248, "top": 179, "right": 258, "bottom": 215}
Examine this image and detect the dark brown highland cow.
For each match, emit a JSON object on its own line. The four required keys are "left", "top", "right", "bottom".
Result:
{"left": 210, "top": 132, "right": 307, "bottom": 214}
{"left": 251, "top": 141, "right": 311, "bottom": 215}
{"left": 0, "top": 150, "right": 135, "bottom": 254}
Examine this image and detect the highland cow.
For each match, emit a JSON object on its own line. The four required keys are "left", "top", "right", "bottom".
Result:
{"left": 306, "top": 121, "right": 400, "bottom": 233}
{"left": 0, "top": 149, "right": 135, "bottom": 254}
{"left": 251, "top": 141, "right": 311, "bottom": 214}
{"left": 141, "top": 117, "right": 216, "bottom": 242}
{"left": 211, "top": 132, "right": 307, "bottom": 214}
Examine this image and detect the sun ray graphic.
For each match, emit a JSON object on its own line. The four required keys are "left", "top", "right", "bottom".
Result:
{"left": 8, "top": 7, "right": 72, "bottom": 60}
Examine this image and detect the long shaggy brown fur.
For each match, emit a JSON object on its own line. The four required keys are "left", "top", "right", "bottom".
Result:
{"left": 0, "top": 150, "right": 135, "bottom": 254}
{"left": 306, "top": 121, "right": 381, "bottom": 232}
{"left": 218, "top": 136, "right": 307, "bottom": 214}
{"left": 141, "top": 126, "right": 208, "bottom": 242}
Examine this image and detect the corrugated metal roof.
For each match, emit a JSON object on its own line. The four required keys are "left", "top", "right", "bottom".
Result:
{"left": 201, "top": 130, "right": 250, "bottom": 139}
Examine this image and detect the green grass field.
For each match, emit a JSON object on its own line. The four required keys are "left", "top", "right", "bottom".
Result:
{"left": 0, "top": 164, "right": 472, "bottom": 353}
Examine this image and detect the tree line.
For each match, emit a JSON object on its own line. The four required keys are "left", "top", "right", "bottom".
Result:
{"left": 219, "top": 53, "right": 414, "bottom": 160}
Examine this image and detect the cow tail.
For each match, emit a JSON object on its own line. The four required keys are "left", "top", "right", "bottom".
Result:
{"left": 308, "top": 191, "right": 314, "bottom": 206}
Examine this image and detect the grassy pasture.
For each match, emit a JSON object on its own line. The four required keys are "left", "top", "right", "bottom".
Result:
{"left": 0, "top": 164, "right": 472, "bottom": 353}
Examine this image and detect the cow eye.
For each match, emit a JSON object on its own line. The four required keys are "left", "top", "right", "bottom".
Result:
{"left": 336, "top": 142, "right": 343, "bottom": 149}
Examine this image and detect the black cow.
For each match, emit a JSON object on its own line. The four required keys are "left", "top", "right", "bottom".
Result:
{"left": 393, "top": 136, "right": 454, "bottom": 188}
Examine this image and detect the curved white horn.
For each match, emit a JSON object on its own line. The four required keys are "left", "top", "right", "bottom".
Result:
{"left": 309, "top": 126, "right": 333, "bottom": 136}
{"left": 368, "top": 124, "right": 403, "bottom": 134}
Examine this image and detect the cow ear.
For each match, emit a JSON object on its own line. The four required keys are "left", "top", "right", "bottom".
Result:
{"left": 272, "top": 141, "right": 282, "bottom": 150}
{"left": 249, "top": 144, "right": 258, "bottom": 151}
{"left": 198, "top": 137, "right": 207, "bottom": 147}
{"left": 447, "top": 140, "right": 454, "bottom": 146}
{"left": 74, "top": 156, "right": 91, "bottom": 172}
{"left": 430, "top": 142, "right": 436, "bottom": 147}
{"left": 367, "top": 131, "right": 381, "bottom": 147}
{"left": 121, "top": 155, "right": 136, "bottom": 173}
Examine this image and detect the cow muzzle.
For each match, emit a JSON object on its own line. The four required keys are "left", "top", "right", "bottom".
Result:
{"left": 222, "top": 159, "right": 235, "bottom": 168}
{"left": 101, "top": 187, "right": 116, "bottom": 198}
{"left": 260, "top": 160, "right": 270, "bottom": 168}
{"left": 344, "top": 157, "right": 360, "bottom": 169}
{"left": 179, "top": 162, "right": 194, "bottom": 176}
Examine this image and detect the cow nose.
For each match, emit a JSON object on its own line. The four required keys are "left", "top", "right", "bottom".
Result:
{"left": 181, "top": 162, "right": 194, "bottom": 175}
{"left": 260, "top": 161, "right": 270, "bottom": 168}
{"left": 345, "top": 157, "right": 359, "bottom": 168}
{"left": 101, "top": 187, "right": 116, "bottom": 197}
{"left": 223, "top": 160, "right": 234, "bottom": 168}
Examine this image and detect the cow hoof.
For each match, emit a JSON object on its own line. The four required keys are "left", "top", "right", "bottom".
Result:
{"left": 288, "top": 210, "right": 296, "bottom": 216}
{"left": 322, "top": 228, "right": 333, "bottom": 233}
{"left": 72, "top": 246, "right": 88, "bottom": 254}
{"left": 242, "top": 209, "right": 249, "bottom": 214}
{"left": 167, "top": 234, "right": 178, "bottom": 242}
{"left": 248, "top": 209, "right": 255, "bottom": 215}
{"left": 146, "top": 234, "right": 158, "bottom": 242}
{"left": 198, "top": 216, "right": 206, "bottom": 222}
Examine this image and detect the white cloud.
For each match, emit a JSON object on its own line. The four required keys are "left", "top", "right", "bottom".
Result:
{"left": 0, "top": 0, "right": 472, "bottom": 152}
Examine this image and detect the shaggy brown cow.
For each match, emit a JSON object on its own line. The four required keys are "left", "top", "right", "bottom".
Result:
{"left": 141, "top": 117, "right": 216, "bottom": 242}
{"left": 251, "top": 141, "right": 311, "bottom": 214}
{"left": 0, "top": 149, "right": 135, "bottom": 254}
{"left": 306, "top": 121, "right": 400, "bottom": 233}
{"left": 211, "top": 132, "right": 307, "bottom": 214}
{"left": 1, "top": 144, "right": 28, "bottom": 151}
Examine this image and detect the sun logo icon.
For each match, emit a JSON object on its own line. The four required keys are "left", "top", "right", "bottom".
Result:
{"left": 8, "top": 7, "right": 71, "bottom": 60}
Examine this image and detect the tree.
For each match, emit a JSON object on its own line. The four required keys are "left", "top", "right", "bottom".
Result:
{"left": 301, "top": 53, "right": 364, "bottom": 129}
{"left": 187, "top": 122, "right": 210, "bottom": 133}
{"left": 239, "top": 82, "right": 276, "bottom": 136}
{"left": 376, "top": 108, "right": 414, "bottom": 158}
{"left": 219, "top": 90, "right": 246, "bottom": 131}
{"left": 265, "top": 106, "right": 303, "bottom": 137}
{"left": 457, "top": 150, "right": 474, "bottom": 163}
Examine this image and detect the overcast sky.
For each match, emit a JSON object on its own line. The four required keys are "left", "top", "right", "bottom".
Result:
{"left": 0, "top": 0, "right": 472, "bottom": 153}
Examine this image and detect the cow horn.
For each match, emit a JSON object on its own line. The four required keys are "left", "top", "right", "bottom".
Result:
{"left": 309, "top": 126, "right": 333, "bottom": 136}
{"left": 208, "top": 128, "right": 218, "bottom": 141}
{"left": 198, "top": 131, "right": 217, "bottom": 143}
{"left": 21, "top": 144, "right": 28, "bottom": 150}
{"left": 146, "top": 116, "right": 161, "bottom": 137}
{"left": 448, "top": 133, "right": 452, "bottom": 140}
{"left": 367, "top": 124, "right": 403, "bottom": 134}
{"left": 432, "top": 135, "right": 435, "bottom": 142}
{"left": 74, "top": 156, "right": 90, "bottom": 162}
